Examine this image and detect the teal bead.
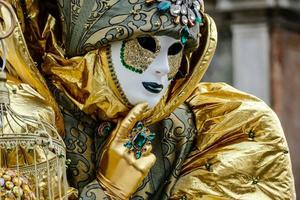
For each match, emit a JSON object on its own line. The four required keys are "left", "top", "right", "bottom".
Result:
{"left": 124, "top": 141, "right": 132, "bottom": 148}
{"left": 103, "top": 126, "right": 111, "bottom": 135}
{"left": 157, "top": 1, "right": 171, "bottom": 12}
{"left": 181, "top": 35, "right": 188, "bottom": 44}
{"left": 136, "top": 122, "right": 144, "bottom": 130}
{"left": 181, "top": 26, "right": 190, "bottom": 44}
{"left": 196, "top": 17, "right": 203, "bottom": 24}
{"left": 135, "top": 151, "right": 142, "bottom": 159}
{"left": 148, "top": 133, "right": 156, "bottom": 141}
{"left": 181, "top": 26, "right": 190, "bottom": 37}
{"left": 133, "top": 132, "right": 148, "bottom": 149}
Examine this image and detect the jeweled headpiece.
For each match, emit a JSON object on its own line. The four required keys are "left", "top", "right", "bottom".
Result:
{"left": 57, "top": 0, "right": 205, "bottom": 57}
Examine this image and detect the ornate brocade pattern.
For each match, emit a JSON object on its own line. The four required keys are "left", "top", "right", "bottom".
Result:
{"left": 50, "top": 85, "right": 197, "bottom": 199}
{"left": 131, "top": 103, "right": 196, "bottom": 199}
{"left": 50, "top": 84, "right": 108, "bottom": 193}
{"left": 57, "top": 0, "right": 199, "bottom": 56}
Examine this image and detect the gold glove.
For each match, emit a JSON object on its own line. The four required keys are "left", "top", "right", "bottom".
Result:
{"left": 97, "top": 103, "right": 156, "bottom": 199}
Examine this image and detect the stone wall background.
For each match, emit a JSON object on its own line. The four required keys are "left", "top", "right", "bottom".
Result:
{"left": 203, "top": 0, "right": 300, "bottom": 197}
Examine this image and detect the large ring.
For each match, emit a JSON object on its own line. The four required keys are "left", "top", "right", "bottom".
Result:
{"left": 0, "top": 0, "right": 16, "bottom": 39}
{"left": 124, "top": 122, "right": 155, "bottom": 159}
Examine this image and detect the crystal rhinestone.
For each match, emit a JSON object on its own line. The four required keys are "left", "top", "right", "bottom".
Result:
{"left": 170, "top": 4, "right": 181, "bottom": 16}
{"left": 181, "top": 4, "right": 187, "bottom": 15}
{"left": 176, "top": 0, "right": 183, "bottom": 5}
{"left": 157, "top": 1, "right": 172, "bottom": 12}
{"left": 133, "top": 132, "right": 148, "bottom": 149}
{"left": 181, "top": 15, "right": 188, "bottom": 25}
{"left": 194, "top": 8, "right": 203, "bottom": 23}
{"left": 188, "top": 8, "right": 196, "bottom": 21}
{"left": 193, "top": 1, "right": 201, "bottom": 10}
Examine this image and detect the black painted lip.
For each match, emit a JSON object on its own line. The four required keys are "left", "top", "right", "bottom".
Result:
{"left": 142, "top": 82, "right": 163, "bottom": 94}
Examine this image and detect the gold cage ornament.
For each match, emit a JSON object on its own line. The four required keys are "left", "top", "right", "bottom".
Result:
{"left": 0, "top": 1, "right": 68, "bottom": 199}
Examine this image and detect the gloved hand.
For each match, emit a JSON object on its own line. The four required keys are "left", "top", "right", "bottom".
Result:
{"left": 96, "top": 103, "right": 156, "bottom": 199}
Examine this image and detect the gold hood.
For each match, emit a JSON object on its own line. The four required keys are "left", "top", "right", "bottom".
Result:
{"left": 3, "top": 0, "right": 217, "bottom": 126}
{"left": 41, "top": 14, "right": 217, "bottom": 125}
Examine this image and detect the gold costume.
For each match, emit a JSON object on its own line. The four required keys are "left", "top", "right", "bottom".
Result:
{"left": 0, "top": 0, "right": 296, "bottom": 199}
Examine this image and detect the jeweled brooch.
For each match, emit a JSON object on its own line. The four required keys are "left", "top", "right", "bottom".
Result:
{"left": 146, "top": 0, "right": 204, "bottom": 44}
{"left": 124, "top": 122, "right": 155, "bottom": 159}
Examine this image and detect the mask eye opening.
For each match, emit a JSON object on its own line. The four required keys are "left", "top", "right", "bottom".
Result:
{"left": 168, "top": 42, "right": 183, "bottom": 56}
{"left": 137, "top": 36, "right": 159, "bottom": 53}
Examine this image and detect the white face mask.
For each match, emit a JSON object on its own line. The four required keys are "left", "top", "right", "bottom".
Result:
{"left": 110, "top": 36, "right": 183, "bottom": 108}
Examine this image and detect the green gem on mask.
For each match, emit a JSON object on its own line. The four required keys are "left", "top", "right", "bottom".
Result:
{"left": 180, "top": 26, "right": 191, "bottom": 44}
{"left": 196, "top": 17, "right": 203, "bottom": 24}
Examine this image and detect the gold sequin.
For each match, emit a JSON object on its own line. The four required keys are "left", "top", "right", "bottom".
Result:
{"left": 122, "top": 37, "right": 160, "bottom": 73}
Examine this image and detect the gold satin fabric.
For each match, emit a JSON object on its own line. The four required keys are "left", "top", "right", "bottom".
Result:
{"left": 1, "top": 1, "right": 65, "bottom": 135}
{"left": 4, "top": 1, "right": 217, "bottom": 126}
{"left": 42, "top": 14, "right": 217, "bottom": 126}
{"left": 97, "top": 103, "right": 156, "bottom": 199}
{"left": 3, "top": 1, "right": 295, "bottom": 199}
{"left": 170, "top": 83, "right": 296, "bottom": 200}
{"left": 42, "top": 48, "right": 129, "bottom": 120}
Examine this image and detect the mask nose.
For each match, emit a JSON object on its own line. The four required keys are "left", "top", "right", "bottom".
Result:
{"left": 150, "top": 51, "right": 170, "bottom": 76}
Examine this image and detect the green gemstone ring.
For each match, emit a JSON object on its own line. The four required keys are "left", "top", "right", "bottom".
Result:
{"left": 124, "top": 122, "right": 155, "bottom": 159}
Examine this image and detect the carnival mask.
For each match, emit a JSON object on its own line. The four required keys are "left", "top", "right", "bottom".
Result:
{"left": 110, "top": 36, "right": 183, "bottom": 108}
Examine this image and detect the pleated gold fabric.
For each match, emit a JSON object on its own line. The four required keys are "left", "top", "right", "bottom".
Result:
{"left": 2, "top": 1, "right": 65, "bottom": 135}
{"left": 170, "top": 82, "right": 296, "bottom": 200}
